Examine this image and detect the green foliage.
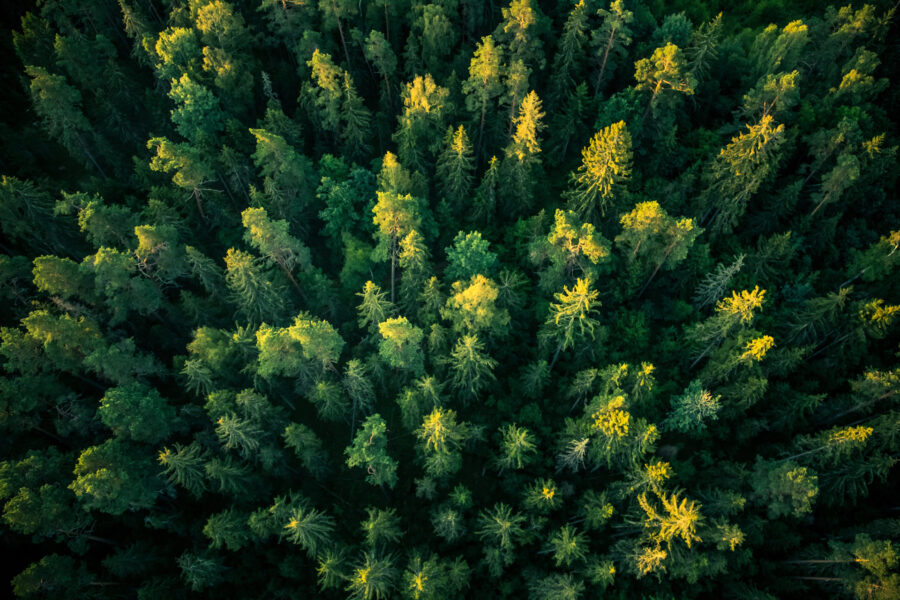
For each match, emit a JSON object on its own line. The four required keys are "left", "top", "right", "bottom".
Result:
{"left": 98, "top": 383, "right": 179, "bottom": 444}
{"left": 4, "top": 2, "right": 899, "bottom": 598}
{"left": 565, "top": 121, "right": 633, "bottom": 219}
{"left": 346, "top": 414, "right": 398, "bottom": 489}
{"left": 378, "top": 316, "right": 425, "bottom": 374}
{"left": 444, "top": 231, "right": 498, "bottom": 280}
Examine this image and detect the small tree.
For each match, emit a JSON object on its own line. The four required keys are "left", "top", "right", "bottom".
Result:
{"left": 448, "top": 334, "right": 498, "bottom": 399}
{"left": 615, "top": 201, "right": 701, "bottom": 295}
{"left": 378, "top": 316, "right": 425, "bottom": 375}
{"left": 545, "top": 278, "right": 601, "bottom": 367}
{"left": 564, "top": 121, "right": 632, "bottom": 219}
{"left": 372, "top": 191, "right": 422, "bottom": 303}
{"left": 634, "top": 42, "right": 696, "bottom": 119}
{"left": 592, "top": 0, "right": 634, "bottom": 93}
{"left": 345, "top": 414, "right": 398, "bottom": 489}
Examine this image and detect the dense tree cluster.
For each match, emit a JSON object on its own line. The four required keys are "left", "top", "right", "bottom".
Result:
{"left": 0, "top": 0, "right": 898, "bottom": 598}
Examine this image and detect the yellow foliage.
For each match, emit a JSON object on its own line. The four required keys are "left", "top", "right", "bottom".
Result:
{"left": 716, "top": 286, "right": 766, "bottom": 323}
{"left": 740, "top": 335, "right": 775, "bottom": 362}
{"left": 592, "top": 396, "right": 630, "bottom": 438}
{"left": 828, "top": 425, "right": 874, "bottom": 446}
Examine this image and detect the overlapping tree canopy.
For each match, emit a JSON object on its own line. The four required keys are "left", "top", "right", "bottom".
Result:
{"left": 0, "top": 1, "right": 898, "bottom": 599}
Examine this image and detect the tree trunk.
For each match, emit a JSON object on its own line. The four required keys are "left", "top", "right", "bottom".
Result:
{"left": 193, "top": 188, "right": 207, "bottom": 219}
{"left": 549, "top": 342, "right": 563, "bottom": 370}
{"left": 637, "top": 244, "right": 674, "bottom": 298}
{"left": 335, "top": 16, "right": 352, "bottom": 70}
{"left": 281, "top": 262, "right": 308, "bottom": 304}
{"left": 594, "top": 27, "right": 617, "bottom": 96}
{"left": 689, "top": 339, "right": 718, "bottom": 370}
{"left": 809, "top": 195, "right": 829, "bottom": 218}
{"left": 390, "top": 238, "right": 397, "bottom": 304}
{"left": 76, "top": 133, "right": 108, "bottom": 179}
{"left": 643, "top": 81, "right": 662, "bottom": 121}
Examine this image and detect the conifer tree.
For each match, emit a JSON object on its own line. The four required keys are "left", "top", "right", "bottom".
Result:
{"left": 224, "top": 248, "right": 285, "bottom": 324}
{"left": 701, "top": 115, "right": 787, "bottom": 233}
{"left": 25, "top": 66, "right": 106, "bottom": 177}
{"left": 546, "top": 277, "right": 601, "bottom": 367}
{"left": 345, "top": 414, "right": 398, "bottom": 489}
{"left": 501, "top": 90, "right": 545, "bottom": 212}
{"left": 592, "top": 0, "right": 634, "bottom": 94}
{"left": 564, "top": 121, "right": 632, "bottom": 219}
{"left": 448, "top": 334, "right": 498, "bottom": 399}
{"left": 615, "top": 200, "right": 700, "bottom": 295}
{"left": 463, "top": 35, "right": 504, "bottom": 152}
{"left": 436, "top": 125, "right": 475, "bottom": 214}
{"left": 634, "top": 42, "right": 696, "bottom": 120}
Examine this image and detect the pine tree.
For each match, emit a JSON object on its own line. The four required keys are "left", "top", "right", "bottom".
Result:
{"left": 372, "top": 191, "right": 422, "bottom": 303}
{"left": 564, "top": 121, "right": 632, "bottom": 219}
{"left": 393, "top": 74, "right": 451, "bottom": 170}
{"left": 448, "top": 334, "right": 498, "bottom": 399}
{"left": 282, "top": 503, "right": 336, "bottom": 556}
{"left": 436, "top": 125, "right": 475, "bottom": 213}
{"left": 501, "top": 90, "right": 545, "bottom": 213}
{"left": 357, "top": 281, "right": 393, "bottom": 332}
{"left": 158, "top": 442, "right": 208, "bottom": 498}
{"left": 25, "top": 66, "right": 106, "bottom": 177}
{"left": 224, "top": 248, "right": 285, "bottom": 325}
{"left": 241, "top": 207, "right": 311, "bottom": 297}
{"left": 701, "top": 115, "right": 786, "bottom": 233}
{"left": 547, "top": 0, "right": 589, "bottom": 105}
{"left": 345, "top": 414, "right": 398, "bottom": 489}
{"left": 378, "top": 317, "right": 425, "bottom": 375}
{"left": 495, "top": 423, "right": 537, "bottom": 471}
{"left": 592, "top": 0, "right": 634, "bottom": 94}
{"left": 634, "top": 42, "right": 696, "bottom": 120}
{"left": 615, "top": 201, "right": 700, "bottom": 295}
{"left": 546, "top": 277, "right": 601, "bottom": 367}
{"left": 462, "top": 35, "right": 504, "bottom": 153}
{"left": 345, "top": 551, "right": 398, "bottom": 600}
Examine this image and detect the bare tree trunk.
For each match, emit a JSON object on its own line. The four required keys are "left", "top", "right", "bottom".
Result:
{"left": 594, "top": 28, "right": 617, "bottom": 95}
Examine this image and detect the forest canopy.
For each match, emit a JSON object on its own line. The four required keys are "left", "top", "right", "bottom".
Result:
{"left": 0, "top": 0, "right": 898, "bottom": 598}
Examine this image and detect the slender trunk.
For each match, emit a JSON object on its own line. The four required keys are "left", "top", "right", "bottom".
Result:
{"left": 636, "top": 261, "right": 664, "bottom": 298}
{"left": 507, "top": 93, "right": 520, "bottom": 138}
{"left": 822, "top": 391, "right": 896, "bottom": 425}
{"left": 689, "top": 339, "right": 718, "bottom": 370}
{"left": 76, "top": 133, "right": 107, "bottom": 179}
{"left": 193, "top": 188, "right": 207, "bottom": 219}
{"left": 477, "top": 102, "right": 487, "bottom": 160}
{"left": 382, "top": 74, "right": 392, "bottom": 106}
{"left": 809, "top": 195, "right": 829, "bottom": 218}
{"left": 637, "top": 244, "right": 674, "bottom": 298}
{"left": 631, "top": 238, "right": 642, "bottom": 259}
{"left": 278, "top": 261, "right": 308, "bottom": 304}
{"left": 643, "top": 81, "right": 662, "bottom": 121}
{"left": 33, "top": 426, "right": 62, "bottom": 442}
{"left": 839, "top": 267, "right": 867, "bottom": 290}
{"left": 549, "top": 342, "right": 563, "bottom": 370}
{"left": 143, "top": 0, "right": 163, "bottom": 24}
{"left": 83, "top": 534, "right": 118, "bottom": 546}
{"left": 779, "top": 444, "right": 827, "bottom": 463}
{"left": 390, "top": 237, "right": 397, "bottom": 304}
{"left": 74, "top": 374, "right": 106, "bottom": 392}
{"left": 384, "top": 4, "right": 390, "bottom": 46}
{"left": 783, "top": 559, "right": 866, "bottom": 564}
{"left": 335, "top": 16, "right": 352, "bottom": 70}
{"left": 217, "top": 173, "right": 236, "bottom": 206}
{"left": 807, "top": 332, "right": 851, "bottom": 360}
{"left": 594, "top": 28, "right": 616, "bottom": 96}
